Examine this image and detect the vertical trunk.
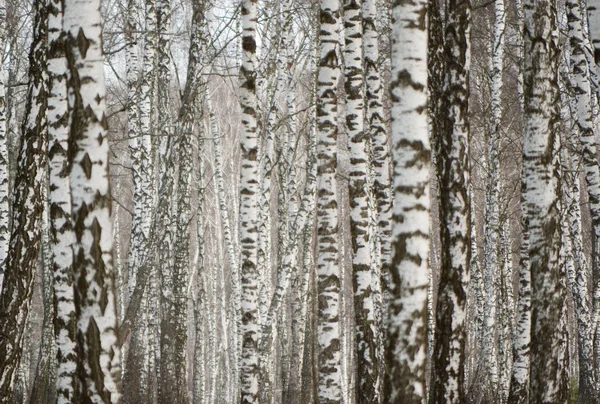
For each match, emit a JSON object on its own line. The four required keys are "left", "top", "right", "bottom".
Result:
{"left": 498, "top": 219, "right": 514, "bottom": 403}
{"left": 64, "top": 0, "right": 122, "bottom": 400}
{"left": 521, "top": 0, "right": 568, "bottom": 399}
{"left": 344, "top": 1, "right": 378, "bottom": 401}
{"left": 47, "top": 0, "right": 79, "bottom": 400}
{"left": 193, "top": 133, "right": 206, "bottom": 402}
{"left": 507, "top": 0, "right": 529, "bottom": 401}
{"left": 384, "top": 0, "right": 430, "bottom": 401}
{"left": 124, "top": 0, "right": 155, "bottom": 401}
{"left": 315, "top": 0, "right": 343, "bottom": 402}
{"left": 481, "top": 0, "right": 505, "bottom": 397}
{"left": 583, "top": 0, "right": 600, "bottom": 385}
{"left": 29, "top": 200, "right": 57, "bottom": 404}
{"left": 562, "top": 145, "right": 596, "bottom": 402}
{"left": 239, "top": 1, "right": 260, "bottom": 402}
{"left": 0, "top": 0, "right": 9, "bottom": 288}
{"left": 363, "top": 0, "right": 391, "bottom": 315}
{"left": 430, "top": 0, "right": 471, "bottom": 398}
{"left": 0, "top": 0, "right": 47, "bottom": 400}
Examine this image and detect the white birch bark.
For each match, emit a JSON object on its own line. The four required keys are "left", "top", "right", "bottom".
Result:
{"left": 498, "top": 219, "right": 514, "bottom": 403}
{"left": 481, "top": 0, "right": 505, "bottom": 396}
{"left": 507, "top": 1, "right": 530, "bottom": 402}
{"left": 521, "top": 0, "right": 569, "bottom": 399}
{"left": 0, "top": 0, "right": 47, "bottom": 400}
{"left": 123, "top": 0, "right": 155, "bottom": 400}
{"left": 343, "top": 1, "right": 378, "bottom": 400}
{"left": 384, "top": 0, "right": 429, "bottom": 400}
{"left": 47, "top": 0, "right": 78, "bottom": 400}
{"left": 315, "top": 0, "right": 343, "bottom": 401}
{"left": 430, "top": 0, "right": 471, "bottom": 399}
{"left": 239, "top": 1, "right": 261, "bottom": 402}
{"left": 561, "top": 144, "right": 596, "bottom": 401}
{"left": 0, "top": 0, "right": 9, "bottom": 289}
{"left": 364, "top": 0, "right": 390, "bottom": 303}
{"left": 63, "top": 0, "right": 121, "bottom": 400}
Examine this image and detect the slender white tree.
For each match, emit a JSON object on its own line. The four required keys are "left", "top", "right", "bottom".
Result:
{"left": 314, "top": 0, "right": 343, "bottom": 402}
{"left": 0, "top": 0, "right": 9, "bottom": 289}
{"left": 238, "top": 0, "right": 261, "bottom": 402}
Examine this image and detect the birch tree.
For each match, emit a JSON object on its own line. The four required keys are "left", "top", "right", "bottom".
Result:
{"left": 521, "top": 0, "right": 568, "bottom": 399}
{"left": 239, "top": 0, "right": 261, "bottom": 402}
{"left": 481, "top": 0, "right": 505, "bottom": 397}
{"left": 430, "top": 0, "right": 471, "bottom": 399}
{"left": 0, "top": 0, "right": 9, "bottom": 290}
{"left": 342, "top": 0, "right": 379, "bottom": 400}
{"left": 384, "top": 0, "right": 430, "bottom": 401}
{"left": 565, "top": 0, "right": 599, "bottom": 399}
{"left": 0, "top": 0, "right": 47, "bottom": 399}
{"left": 63, "top": 0, "right": 122, "bottom": 400}
{"left": 314, "top": 0, "right": 343, "bottom": 402}
{"left": 47, "top": 0, "right": 78, "bottom": 401}
{"left": 123, "top": 0, "right": 154, "bottom": 397}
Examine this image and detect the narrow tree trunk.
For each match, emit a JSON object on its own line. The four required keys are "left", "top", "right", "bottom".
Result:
{"left": 239, "top": 1, "right": 261, "bottom": 402}
{"left": 124, "top": 0, "right": 155, "bottom": 400}
{"left": 0, "top": 0, "right": 9, "bottom": 289}
{"left": 481, "top": 0, "right": 505, "bottom": 397}
{"left": 29, "top": 201, "right": 57, "bottom": 404}
{"left": 315, "top": 0, "right": 343, "bottom": 402}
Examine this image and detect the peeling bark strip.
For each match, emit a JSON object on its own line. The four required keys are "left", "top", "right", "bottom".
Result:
{"left": 47, "top": 0, "right": 79, "bottom": 401}
{"left": 0, "top": 0, "right": 47, "bottom": 401}
{"left": 239, "top": 0, "right": 260, "bottom": 402}
{"left": 384, "top": 0, "right": 430, "bottom": 402}
{"left": 430, "top": 0, "right": 471, "bottom": 398}
{"left": 316, "top": 0, "right": 343, "bottom": 402}
{"left": 63, "top": 0, "right": 122, "bottom": 402}
{"left": 521, "top": 0, "right": 568, "bottom": 400}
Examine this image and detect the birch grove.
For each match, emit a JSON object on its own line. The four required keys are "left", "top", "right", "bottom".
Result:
{"left": 1, "top": 0, "right": 600, "bottom": 402}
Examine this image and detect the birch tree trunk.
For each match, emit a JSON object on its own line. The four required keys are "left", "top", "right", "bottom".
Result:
{"left": 0, "top": 0, "right": 47, "bottom": 400}
{"left": 47, "top": 0, "right": 79, "bottom": 400}
{"left": 63, "top": 0, "right": 122, "bottom": 400}
{"left": 521, "top": 0, "right": 569, "bottom": 399}
{"left": 239, "top": 0, "right": 261, "bottom": 402}
{"left": 29, "top": 201, "right": 57, "bottom": 404}
{"left": 124, "top": 0, "right": 155, "bottom": 400}
{"left": 429, "top": 0, "right": 471, "bottom": 398}
{"left": 0, "top": 0, "right": 9, "bottom": 290}
{"left": 315, "top": 0, "right": 343, "bottom": 402}
{"left": 481, "top": 0, "right": 505, "bottom": 397}
{"left": 562, "top": 144, "right": 596, "bottom": 402}
{"left": 342, "top": 1, "right": 378, "bottom": 401}
{"left": 507, "top": 0, "right": 530, "bottom": 402}
{"left": 364, "top": 0, "right": 390, "bottom": 316}
{"left": 383, "top": 0, "right": 430, "bottom": 401}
